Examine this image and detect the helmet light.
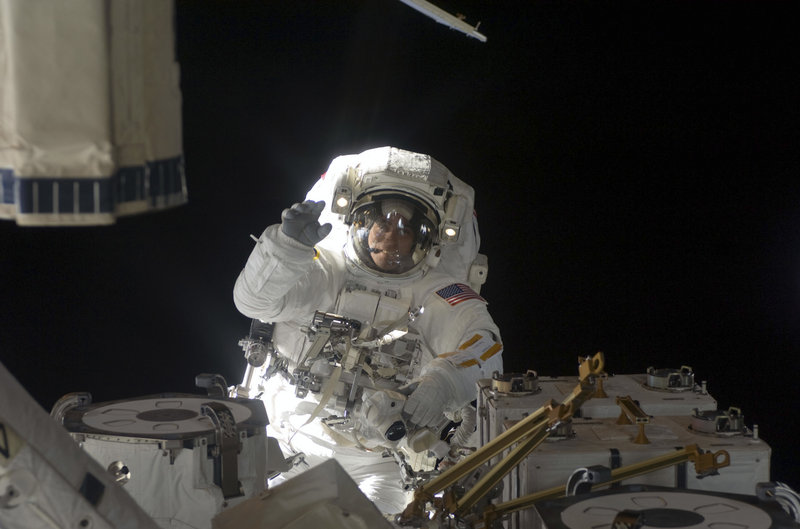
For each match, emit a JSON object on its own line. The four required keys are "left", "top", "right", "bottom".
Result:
{"left": 439, "top": 194, "right": 466, "bottom": 244}
{"left": 331, "top": 186, "right": 352, "bottom": 215}
{"left": 440, "top": 220, "right": 461, "bottom": 242}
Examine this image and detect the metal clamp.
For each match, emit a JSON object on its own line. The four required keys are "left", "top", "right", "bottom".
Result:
{"left": 201, "top": 401, "right": 243, "bottom": 498}
{"left": 491, "top": 370, "right": 539, "bottom": 394}
{"left": 195, "top": 374, "right": 229, "bottom": 398}
{"left": 691, "top": 407, "right": 745, "bottom": 435}
{"left": 646, "top": 365, "right": 695, "bottom": 391}
{"left": 50, "top": 392, "right": 92, "bottom": 424}
{"left": 566, "top": 465, "right": 612, "bottom": 496}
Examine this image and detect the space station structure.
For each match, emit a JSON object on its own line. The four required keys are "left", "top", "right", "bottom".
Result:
{"left": 477, "top": 365, "right": 774, "bottom": 529}
{"left": 0, "top": 0, "right": 186, "bottom": 226}
{"left": 3, "top": 354, "right": 797, "bottom": 529}
{"left": 1, "top": 361, "right": 163, "bottom": 529}
{"left": 55, "top": 390, "right": 272, "bottom": 529}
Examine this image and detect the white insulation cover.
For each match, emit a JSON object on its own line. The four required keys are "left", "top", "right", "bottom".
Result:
{"left": 0, "top": 361, "right": 161, "bottom": 529}
{"left": 0, "top": 0, "right": 186, "bottom": 226}
{"left": 76, "top": 416, "right": 267, "bottom": 529}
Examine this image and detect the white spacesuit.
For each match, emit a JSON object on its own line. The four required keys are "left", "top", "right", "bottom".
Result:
{"left": 232, "top": 146, "right": 503, "bottom": 514}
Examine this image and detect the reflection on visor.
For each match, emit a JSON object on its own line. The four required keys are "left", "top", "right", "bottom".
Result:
{"left": 371, "top": 216, "right": 409, "bottom": 236}
{"left": 349, "top": 195, "right": 437, "bottom": 275}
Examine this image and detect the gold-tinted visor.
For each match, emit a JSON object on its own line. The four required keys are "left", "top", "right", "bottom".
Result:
{"left": 349, "top": 193, "right": 438, "bottom": 275}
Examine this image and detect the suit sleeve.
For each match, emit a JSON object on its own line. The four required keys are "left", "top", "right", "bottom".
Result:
{"left": 233, "top": 224, "right": 338, "bottom": 322}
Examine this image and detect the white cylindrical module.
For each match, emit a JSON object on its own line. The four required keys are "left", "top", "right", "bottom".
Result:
{"left": 0, "top": 0, "right": 185, "bottom": 225}
{"left": 62, "top": 394, "right": 269, "bottom": 529}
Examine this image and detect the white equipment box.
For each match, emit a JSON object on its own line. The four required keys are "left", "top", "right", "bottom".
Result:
{"left": 478, "top": 370, "right": 718, "bottom": 446}
{"left": 507, "top": 415, "right": 770, "bottom": 529}
{"left": 61, "top": 393, "right": 268, "bottom": 529}
{"left": 477, "top": 370, "right": 770, "bottom": 529}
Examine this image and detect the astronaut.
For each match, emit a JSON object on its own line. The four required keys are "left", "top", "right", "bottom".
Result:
{"left": 233, "top": 146, "right": 503, "bottom": 514}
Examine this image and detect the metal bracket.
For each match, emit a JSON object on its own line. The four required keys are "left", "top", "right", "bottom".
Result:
{"left": 158, "top": 439, "right": 182, "bottom": 465}
{"left": 201, "top": 401, "right": 243, "bottom": 498}
{"left": 50, "top": 392, "right": 92, "bottom": 423}
{"left": 195, "top": 373, "right": 229, "bottom": 398}
{"left": 566, "top": 465, "right": 612, "bottom": 496}
{"left": 616, "top": 395, "right": 651, "bottom": 444}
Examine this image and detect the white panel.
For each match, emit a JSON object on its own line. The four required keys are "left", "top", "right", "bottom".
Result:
{"left": 0, "top": 361, "right": 161, "bottom": 529}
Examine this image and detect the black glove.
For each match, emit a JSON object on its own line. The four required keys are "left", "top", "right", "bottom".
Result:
{"left": 280, "top": 200, "right": 332, "bottom": 247}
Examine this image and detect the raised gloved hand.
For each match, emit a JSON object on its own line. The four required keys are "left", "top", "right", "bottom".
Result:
{"left": 403, "top": 371, "right": 450, "bottom": 428}
{"left": 280, "top": 200, "right": 332, "bottom": 247}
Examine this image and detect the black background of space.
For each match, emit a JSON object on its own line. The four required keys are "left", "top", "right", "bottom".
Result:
{"left": 2, "top": 0, "right": 800, "bottom": 489}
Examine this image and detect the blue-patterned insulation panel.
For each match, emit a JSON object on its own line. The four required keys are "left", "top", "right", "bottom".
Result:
{"left": 0, "top": 156, "right": 185, "bottom": 215}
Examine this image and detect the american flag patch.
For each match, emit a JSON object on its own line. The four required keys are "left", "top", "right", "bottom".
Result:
{"left": 435, "top": 283, "right": 486, "bottom": 306}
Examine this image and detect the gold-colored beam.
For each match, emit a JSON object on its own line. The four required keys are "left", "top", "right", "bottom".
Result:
{"left": 615, "top": 395, "right": 651, "bottom": 444}
{"left": 455, "top": 405, "right": 565, "bottom": 514}
{"left": 398, "top": 352, "right": 606, "bottom": 525}
{"left": 423, "top": 352, "right": 605, "bottom": 497}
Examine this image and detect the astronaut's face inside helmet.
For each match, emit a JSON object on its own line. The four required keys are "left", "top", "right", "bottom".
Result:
{"left": 350, "top": 194, "right": 437, "bottom": 275}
